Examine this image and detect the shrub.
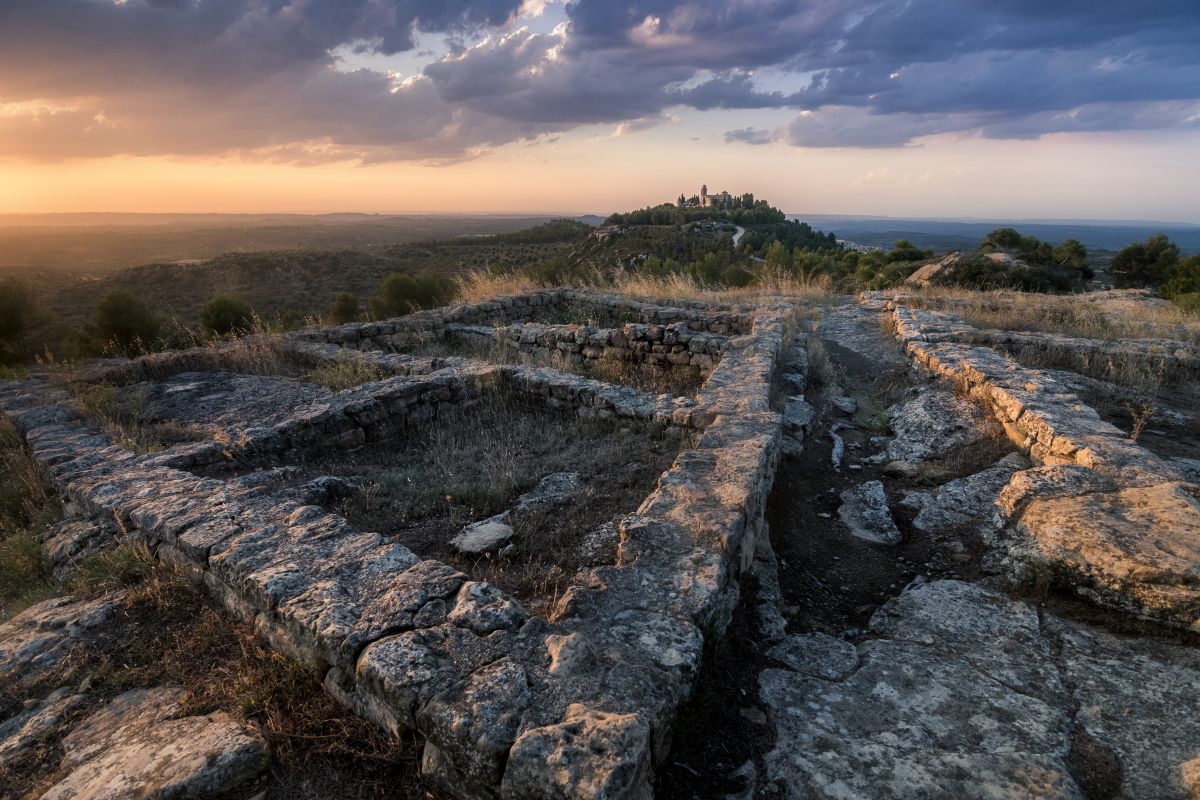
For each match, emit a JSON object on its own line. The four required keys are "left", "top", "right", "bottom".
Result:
{"left": 1162, "top": 254, "right": 1200, "bottom": 299}
{"left": 1112, "top": 233, "right": 1180, "bottom": 285}
{"left": 85, "top": 289, "right": 162, "bottom": 356}
{"left": 0, "top": 278, "right": 35, "bottom": 362}
{"left": 329, "top": 293, "right": 361, "bottom": 324}
{"left": 369, "top": 272, "right": 456, "bottom": 319}
{"left": 199, "top": 293, "right": 254, "bottom": 336}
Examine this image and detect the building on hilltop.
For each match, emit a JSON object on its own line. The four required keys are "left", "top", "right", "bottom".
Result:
{"left": 679, "top": 184, "right": 734, "bottom": 208}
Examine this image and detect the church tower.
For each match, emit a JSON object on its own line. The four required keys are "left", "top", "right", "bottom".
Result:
{"left": 701, "top": 184, "right": 708, "bottom": 207}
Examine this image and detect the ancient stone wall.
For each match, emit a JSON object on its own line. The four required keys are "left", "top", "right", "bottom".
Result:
{"left": 877, "top": 293, "right": 1200, "bottom": 632}
{"left": 448, "top": 319, "right": 724, "bottom": 380}
{"left": 289, "top": 288, "right": 753, "bottom": 352}
{"left": 0, "top": 292, "right": 794, "bottom": 799}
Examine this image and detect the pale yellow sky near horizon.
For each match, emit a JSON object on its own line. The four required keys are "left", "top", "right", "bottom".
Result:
{"left": 2, "top": 124, "right": 1197, "bottom": 223}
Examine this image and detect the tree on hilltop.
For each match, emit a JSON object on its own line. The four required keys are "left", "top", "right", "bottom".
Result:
{"left": 85, "top": 289, "right": 161, "bottom": 356}
{"left": 199, "top": 293, "right": 255, "bottom": 336}
{"left": 1112, "top": 233, "right": 1180, "bottom": 285}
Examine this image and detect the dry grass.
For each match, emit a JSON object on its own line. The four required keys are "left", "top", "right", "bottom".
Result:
{"left": 67, "top": 383, "right": 200, "bottom": 453}
{"left": 324, "top": 392, "right": 686, "bottom": 616}
{"left": 0, "top": 416, "right": 60, "bottom": 619}
{"left": 3, "top": 545, "right": 427, "bottom": 799}
{"left": 909, "top": 287, "right": 1200, "bottom": 345}
{"left": 453, "top": 267, "right": 837, "bottom": 306}
{"left": 304, "top": 355, "right": 385, "bottom": 391}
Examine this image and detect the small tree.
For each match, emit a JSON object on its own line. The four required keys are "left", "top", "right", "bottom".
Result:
{"left": 87, "top": 289, "right": 161, "bottom": 355}
{"left": 198, "top": 293, "right": 254, "bottom": 336}
{"left": 0, "top": 278, "right": 34, "bottom": 362}
{"left": 369, "top": 272, "right": 455, "bottom": 319}
{"left": 329, "top": 293, "right": 361, "bottom": 324}
{"left": 1162, "top": 254, "right": 1200, "bottom": 299}
{"left": 982, "top": 227, "right": 1022, "bottom": 251}
{"left": 1052, "top": 239, "right": 1088, "bottom": 270}
{"left": 1112, "top": 233, "right": 1180, "bottom": 285}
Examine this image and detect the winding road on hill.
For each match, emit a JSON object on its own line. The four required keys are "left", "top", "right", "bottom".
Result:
{"left": 732, "top": 225, "right": 745, "bottom": 247}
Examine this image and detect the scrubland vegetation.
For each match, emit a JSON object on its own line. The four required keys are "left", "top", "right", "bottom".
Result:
{"left": 0, "top": 200, "right": 1196, "bottom": 375}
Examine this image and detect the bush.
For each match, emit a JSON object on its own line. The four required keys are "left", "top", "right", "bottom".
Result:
{"left": 1112, "top": 233, "right": 1180, "bottom": 285}
{"left": 0, "top": 278, "right": 35, "bottom": 362}
{"left": 1162, "top": 254, "right": 1200, "bottom": 299}
{"left": 199, "top": 293, "right": 254, "bottom": 336}
{"left": 329, "top": 293, "right": 361, "bottom": 324}
{"left": 1171, "top": 292, "right": 1200, "bottom": 315}
{"left": 85, "top": 289, "right": 162, "bottom": 356}
{"left": 369, "top": 272, "right": 456, "bottom": 319}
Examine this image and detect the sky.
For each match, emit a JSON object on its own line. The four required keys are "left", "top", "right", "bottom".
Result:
{"left": 1, "top": 0, "right": 1198, "bottom": 221}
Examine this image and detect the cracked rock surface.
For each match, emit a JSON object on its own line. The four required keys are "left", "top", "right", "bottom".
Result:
{"left": 760, "top": 580, "right": 1200, "bottom": 800}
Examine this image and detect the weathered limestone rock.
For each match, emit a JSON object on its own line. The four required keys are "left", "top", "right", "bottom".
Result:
{"left": 508, "top": 472, "right": 581, "bottom": 529}
{"left": 1013, "top": 482, "right": 1200, "bottom": 629}
{"left": 0, "top": 594, "right": 123, "bottom": 685}
{"left": 41, "top": 518, "right": 117, "bottom": 579}
{"left": 993, "top": 464, "right": 1118, "bottom": 527}
{"left": 44, "top": 686, "right": 266, "bottom": 800}
{"left": 502, "top": 704, "right": 653, "bottom": 800}
{"left": 766, "top": 632, "right": 857, "bottom": 680}
{"left": 901, "top": 453, "right": 1027, "bottom": 534}
{"left": 885, "top": 388, "right": 994, "bottom": 464}
{"left": 904, "top": 252, "right": 961, "bottom": 287}
{"left": 830, "top": 395, "right": 857, "bottom": 415}
{"left": 760, "top": 581, "right": 1079, "bottom": 800}
{"left": 451, "top": 473, "right": 581, "bottom": 555}
{"left": 782, "top": 396, "right": 815, "bottom": 438}
{"left": 451, "top": 515, "right": 515, "bottom": 555}
{"left": 0, "top": 687, "right": 85, "bottom": 766}
{"left": 838, "top": 480, "right": 901, "bottom": 544}
{"left": 1045, "top": 616, "right": 1200, "bottom": 800}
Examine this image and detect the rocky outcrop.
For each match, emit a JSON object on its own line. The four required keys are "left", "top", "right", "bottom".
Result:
{"left": 904, "top": 252, "right": 961, "bottom": 287}
{"left": 761, "top": 580, "right": 1200, "bottom": 799}
{"left": 0, "top": 594, "right": 124, "bottom": 689}
{"left": 883, "top": 296, "right": 1200, "bottom": 630}
{"left": 884, "top": 387, "right": 995, "bottom": 464}
{"left": 43, "top": 686, "right": 266, "bottom": 799}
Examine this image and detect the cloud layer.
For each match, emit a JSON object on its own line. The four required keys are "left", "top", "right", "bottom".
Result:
{"left": 1, "top": 0, "right": 1197, "bottom": 162}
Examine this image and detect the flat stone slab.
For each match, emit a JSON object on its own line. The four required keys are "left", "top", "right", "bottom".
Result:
{"left": 761, "top": 581, "right": 1077, "bottom": 800}
{"left": 1014, "top": 481, "right": 1200, "bottom": 630}
{"left": 451, "top": 516, "right": 516, "bottom": 555}
{"left": 838, "top": 480, "right": 901, "bottom": 544}
{"left": 44, "top": 686, "right": 266, "bottom": 800}
{"left": 0, "top": 594, "right": 124, "bottom": 687}
{"left": 901, "top": 453, "right": 1027, "bottom": 534}
{"left": 130, "top": 371, "right": 329, "bottom": 432}
{"left": 762, "top": 579, "right": 1200, "bottom": 800}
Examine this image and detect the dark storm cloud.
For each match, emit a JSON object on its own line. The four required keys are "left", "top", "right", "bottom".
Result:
{"left": 0, "top": 0, "right": 1197, "bottom": 161}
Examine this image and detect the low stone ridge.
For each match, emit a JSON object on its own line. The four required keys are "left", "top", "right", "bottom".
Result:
{"left": 880, "top": 294, "right": 1200, "bottom": 630}
{"left": 0, "top": 290, "right": 797, "bottom": 798}
{"left": 760, "top": 580, "right": 1200, "bottom": 799}
{"left": 43, "top": 686, "right": 266, "bottom": 799}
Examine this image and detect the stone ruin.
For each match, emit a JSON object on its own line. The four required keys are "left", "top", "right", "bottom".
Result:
{"left": 4, "top": 286, "right": 1200, "bottom": 798}
{"left": 1, "top": 289, "right": 790, "bottom": 797}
